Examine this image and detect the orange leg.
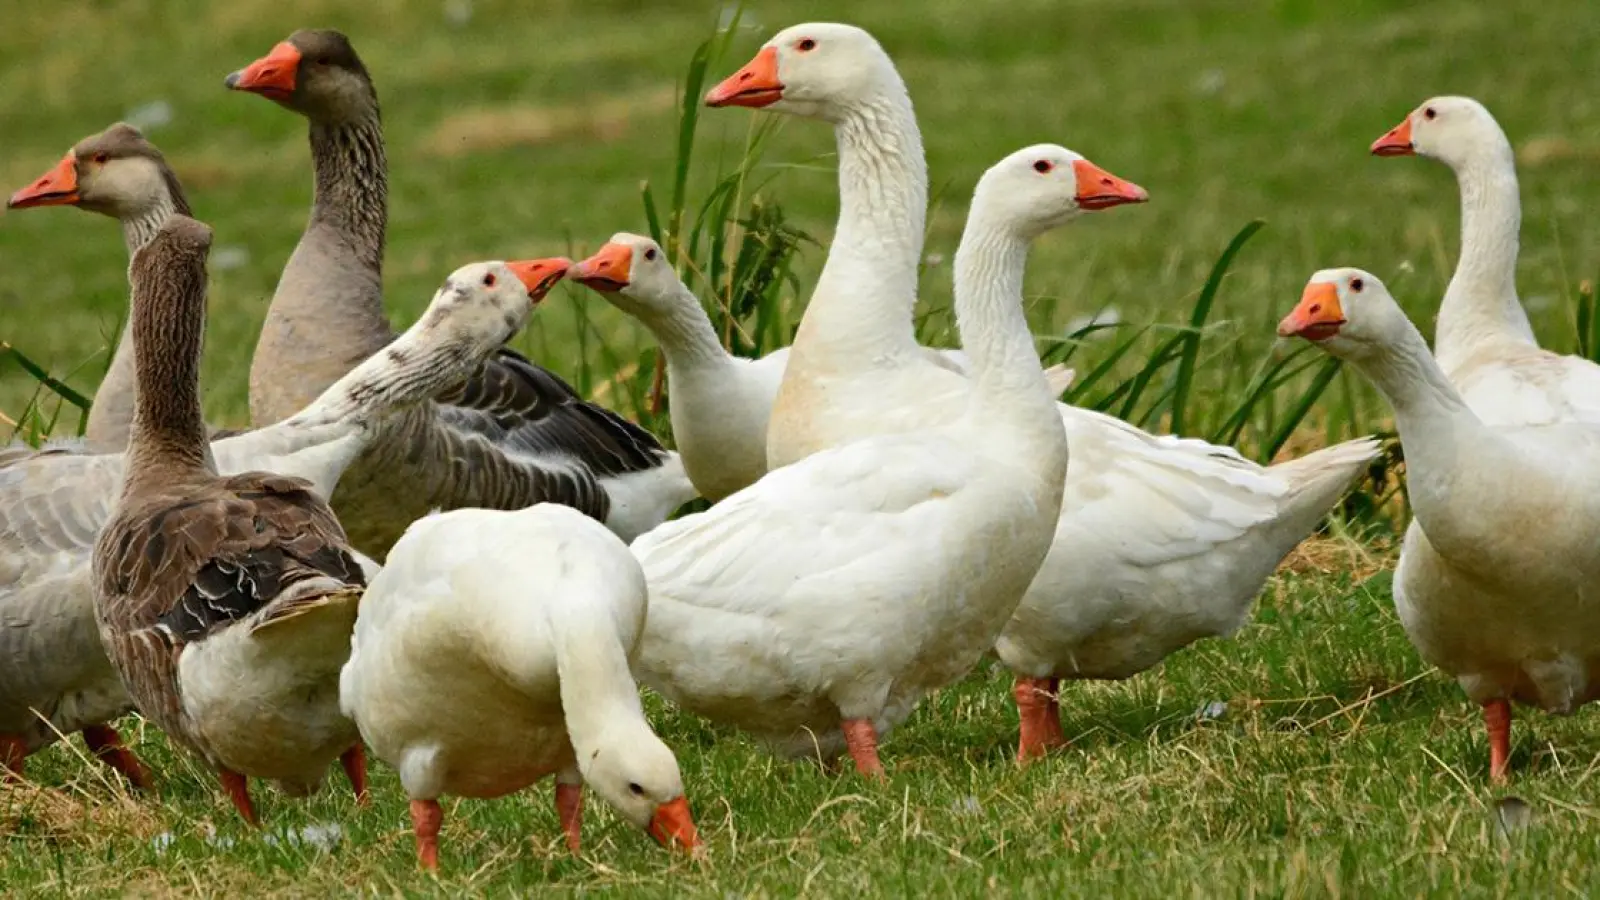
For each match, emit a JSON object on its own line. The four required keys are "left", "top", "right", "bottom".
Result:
{"left": 842, "top": 718, "right": 886, "bottom": 779}
{"left": 340, "top": 744, "right": 369, "bottom": 805}
{"left": 555, "top": 781, "right": 584, "bottom": 854}
{"left": 1014, "top": 676, "right": 1068, "bottom": 764}
{"left": 0, "top": 734, "right": 26, "bottom": 782}
{"left": 220, "top": 768, "right": 259, "bottom": 826}
{"left": 410, "top": 798, "right": 443, "bottom": 871}
{"left": 1484, "top": 698, "right": 1512, "bottom": 783}
{"left": 81, "top": 725, "right": 153, "bottom": 790}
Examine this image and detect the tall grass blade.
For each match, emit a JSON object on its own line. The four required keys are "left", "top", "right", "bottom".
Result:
{"left": 1169, "top": 219, "right": 1264, "bottom": 435}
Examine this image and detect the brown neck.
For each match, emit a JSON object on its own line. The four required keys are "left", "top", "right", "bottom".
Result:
{"left": 86, "top": 171, "right": 198, "bottom": 451}
{"left": 308, "top": 112, "right": 386, "bottom": 276}
{"left": 248, "top": 106, "right": 392, "bottom": 425}
{"left": 124, "top": 238, "right": 212, "bottom": 487}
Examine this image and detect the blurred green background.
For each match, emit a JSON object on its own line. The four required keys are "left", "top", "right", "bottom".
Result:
{"left": 3, "top": 0, "right": 1597, "bottom": 440}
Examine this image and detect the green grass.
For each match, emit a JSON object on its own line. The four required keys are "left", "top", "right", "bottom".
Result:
{"left": 3, "top": 0, "right": 1600, "bottom": 894}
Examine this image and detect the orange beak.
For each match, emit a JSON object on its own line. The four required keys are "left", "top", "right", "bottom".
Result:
{"left": 225, "top": 41, "right": 302, "bottom": 100}
{"left": 571, "top": 243, "right": 634, "bottom": 292}
{"left": 7, "top": 153, "right": 80, "bottom": 209}
{"left": 646, "top": 796, "right": 700, "bottom": 852}
{"left": 1072, "top": 159, "right": 1149, "bottom": 210}
{"left": 706, "top": 46, "right": 783, "bottom": 108}
{"left": 504, "top": 257, "right": 572, "bottom": 300}
{"left": 1278, "top": 281, "right": 1346, "bottom": 341}
{"left": 1371, "top": 116, "right": 1415, "bottom": 157}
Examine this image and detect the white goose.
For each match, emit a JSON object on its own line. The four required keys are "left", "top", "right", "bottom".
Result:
{"left": 1281, "top": 268, "right": 1600, "bottom": 781}
{"left": 630, "top": 146, "right": 1072, "bottom": 775}
{"left": 707, "top": 23, "right": 1380, "bottom": 760}
{"left": 569, "top": 234, "right": 1074, "bottom": 501}
{"left": 1371, "top": 96, "right": 1600, "bottom": 428}
{"left": 339, "top": 504, "right": 700, "bottom": 870}
{"left": 0, "top": 257, "right": 569, "bottom": 789}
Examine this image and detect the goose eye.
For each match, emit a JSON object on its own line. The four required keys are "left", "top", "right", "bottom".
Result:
{"left": 644, "top": 248, "right": 658, "bottom": 261}
{"left": 1032, "top": 160, "right": 1053, "bottom": 174}
{"left": 627, "top": 782, "right": 645, "bottom": 796}
{"left": 91, "top": 152, "right": 109, "bottom": 164}
{"left": 1423, "top": 107, "right": 1437, "bottom": 120}
{"left": 1350, "top": 277, "right": 1364, "bottom": 292}
{"left": 482, "top": 273, "right": 497, "bottom": 287}
{"left": 796, "top": 38, "right": 817, "bottom": 52}
{"left": 316, "top": 56, "right": 333, "bottom": 66}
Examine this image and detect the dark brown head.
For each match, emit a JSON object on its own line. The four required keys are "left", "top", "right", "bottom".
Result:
{"left": 7, "top": 123, "right": 190, "bottom": 218}
{"left": 224, "top": 29, "right": 377, "bottom": 121}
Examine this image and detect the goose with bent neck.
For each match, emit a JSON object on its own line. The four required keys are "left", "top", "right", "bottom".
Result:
{"left": 1371, "top": 96, "right": 1600, "bottom": 427}
{"left": 7, "top": 123, "right": 198, "bottom": 450}
{"left": 226, "top": 29, "right": 695, "bottom": 556}
{"left": 339, "top": 504, "right": 701, "bottom": 870}
{"left": 1281, "top": 267, "right": 1600, "bottom": 782}
{"left": 629, "top": 147, "right": 1069, "bottom": 776}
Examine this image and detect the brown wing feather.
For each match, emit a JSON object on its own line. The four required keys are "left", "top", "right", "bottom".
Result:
{"left": 91, "top": 470, "right": 363, "bottom": 745}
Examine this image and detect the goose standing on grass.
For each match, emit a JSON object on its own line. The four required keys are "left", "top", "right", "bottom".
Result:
{"left": 223, "top": 29, "right": 694, "bottom": 556}
{"left": 2, "top": 255, "right": 572, "bottom": 791}
{"left": 630, "top": 147, "right": 1072, "bottom": 776}
{"left": 706, "top": 24, "right": 1380, "bottom": 761}
{"left": 6, "top": 123, "right": 226, "bottom": 451}
{"left": 570, "top": 234, "right": 1074, "bottom": 501}
{"left": 1280, "top": 268, "right": 1600, "bottom": 781}
{"left": 1371, "top": 97, "right": 1600, "bottom": 427}
{"left": 340, "top": 505, "right": 700, "bottom": 870}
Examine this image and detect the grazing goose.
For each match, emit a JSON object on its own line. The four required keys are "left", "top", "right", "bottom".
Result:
{"left": 2, "top": 255, "right": 571, "bottom": 790}
{"left": 6, "top": 123, "right": 224, "bottom": 451}
{"left": 707, "top": 24, "right": 1379, "bottom": 761}
{"left": 630, "top": 147, "right": 1072, "bottom": 776}
{"left": 224, "top": 29, "right": 694, "bottom": 556}
{"left": 1281, "top": 268, "right": 1600, "bottom": 781}
{"left": 1371, "top": 97, "right": 1600, "bottom": 428}
{"left": 340, "top": 504, "right": 700, "bottom": 869}
{"left": 571, "top": 233, "right": 1074, "bottom": 501}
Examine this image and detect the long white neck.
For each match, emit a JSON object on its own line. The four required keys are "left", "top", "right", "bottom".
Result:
{"left": 790, "top": 87, "right": 927, "bottom": 366}
{"left": 951, "top": 212, "right": 1066, "bottom": 461}
{"left": 1341, "top": 320, "right": 1516, "bottom": 524}
{"left": 550, "top": 603, "right": 650, "bottom": 766}
{"left": 284, "top": 314, "right": 491, "bottom": 428}
{"left": 627, "top": 286, "right": 732, "bottom": 375}
{"left": 1435, "top": 133, "right": 1535, "bottom": 371}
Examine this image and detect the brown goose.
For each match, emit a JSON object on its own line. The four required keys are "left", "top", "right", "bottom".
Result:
{"left": 225, "top": 29, "right": 694, "bottom": 557}
{"left": 92, "top": 214, "right": 367, "bottom": 825}
{"left": 8, "top": 124, "right": 195, "bottom": 451}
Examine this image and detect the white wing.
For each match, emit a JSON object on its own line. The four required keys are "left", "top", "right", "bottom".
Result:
{"left": 1057, "top": 407, "right": 1286, "bottom": 568}
{"left": 1453, "top": 347, "right": 1600, "bottom": 429}
{"left": 633, "top": 434, "right": 980, "bottom": 618}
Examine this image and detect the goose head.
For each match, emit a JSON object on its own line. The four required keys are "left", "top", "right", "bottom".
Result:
{"left": 1278, "top": 268, "right": 1410, "bottom": 363}
{"left": 226, "top": 29, "right": 376, "bottom": 121}
{"left": 8, "top": 123, "right": 182, "bottom": 217}
{"left": 580, "top": 730, "right": 700, "bottom": 853}
{"left": 571, "top": 233, "right": 686, "bottom": 316}
{"left": 706, "top": 23, "right": 900, "bottom": 121}
{"left": 971, "top": 144, "right": 1148, "bottom": 239}
{"left": 1371, "top": 96, "right": 1508, "bottom": 166}
{"left": 419, "top": 258, "right": 571, "bottom": 352}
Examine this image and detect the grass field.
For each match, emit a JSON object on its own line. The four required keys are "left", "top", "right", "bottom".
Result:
{"left": 3, "top": 0, "right": 1600, "bottom": 895}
